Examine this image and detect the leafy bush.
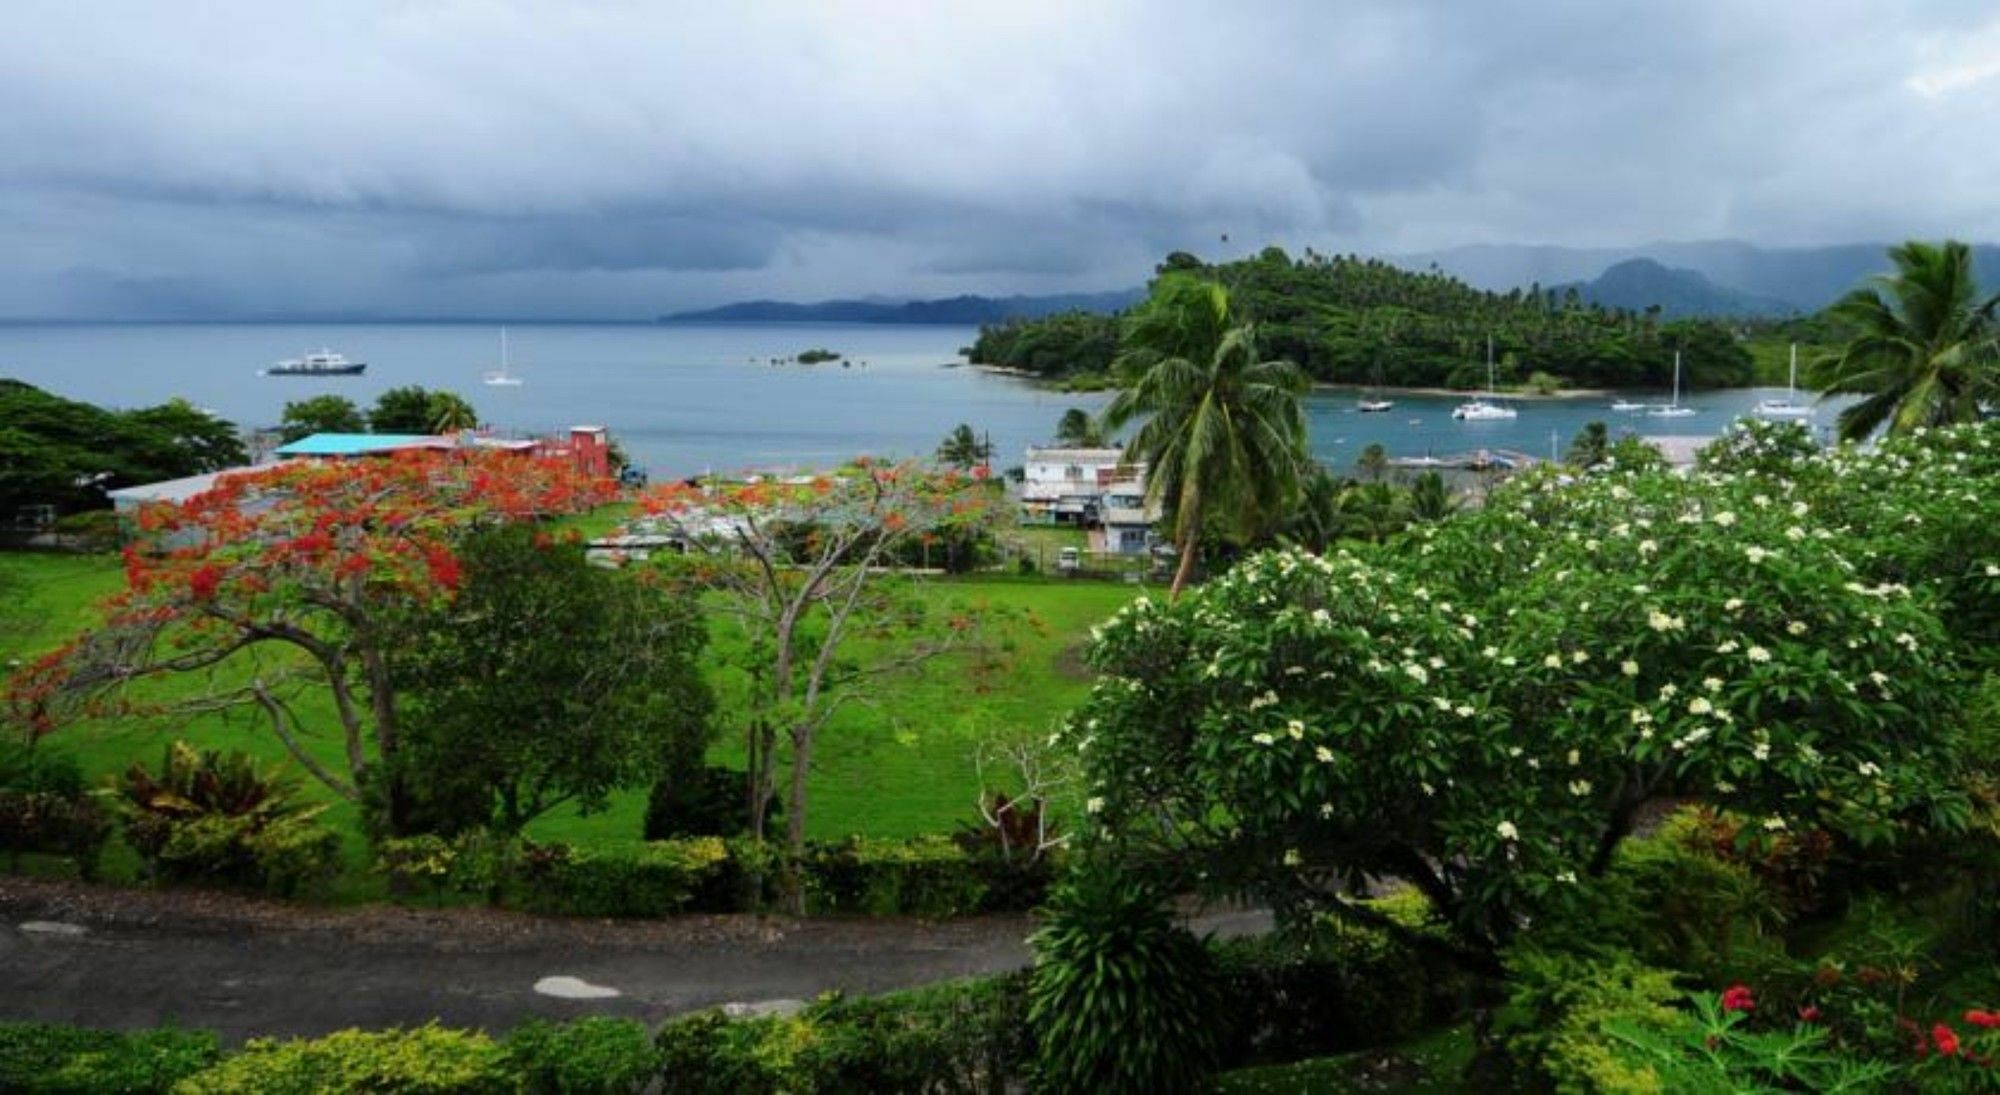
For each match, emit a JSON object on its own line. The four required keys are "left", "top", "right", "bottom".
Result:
{"left": 117, "top": 741, "right": 340, "bottom": 896}
{"left": 954, "top": 795, "right": 1060, "bottom": 912}
{"left": 504, "top": 1017, "right": 659, "bottom": 1094}
{"left": 1695, "top": 418, "right": 1819, "bottom": 476}
{"left": 643, "top": 765, "right": 777, "bottom": 840}
{"left": 1028, "top": 872, "right": 1224, "bottom": 1094}
{"left": 374, "top": 829, "right": 520, "bottom": 905}
{"left": 653, "top": 975, "right": 1032, "bottom": 1095}
{"left": 0, "top": 791, "right": 111, "bottom": 877}
{"left": 515, "top": 838, "right": 731, "bottom": 917}
{"left": 0, "top": 740, "right": 87, "bottom": 797}
{"left": 803, "top": 835, "right": 987, "bottom": 918}
{"left": 1495, "top": 947, "right": 1687, "bottom": 1093}
{"left": 1213, "top": 890, "right": 1472, "bottom": 1066}
{"left": 175, "top": 1025, "right": 510, "bottom": 1094}
{"left": 0, "top": 1023, "right": 218, "bottom": 1094}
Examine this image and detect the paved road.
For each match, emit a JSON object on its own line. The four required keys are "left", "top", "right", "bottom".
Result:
{"left": 2, "top": 878, "right": 1273, "bottom": 1042}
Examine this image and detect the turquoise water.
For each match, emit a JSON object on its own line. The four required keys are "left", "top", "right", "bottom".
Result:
{"left": 0, "top": 322, "right": 1843, "bottom": 477}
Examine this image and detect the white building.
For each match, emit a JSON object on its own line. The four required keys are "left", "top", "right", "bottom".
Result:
{"left": 1019, "top": 447, "right": 1142, "bottom": 525}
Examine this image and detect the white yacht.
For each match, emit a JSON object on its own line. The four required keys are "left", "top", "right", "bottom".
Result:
{"left": 267, "top": 348, "right": 365, "bottom": 376}
{"left": 1452, "top": 336, "right": 1518, "bottom": 421}
{"left": 1753, "top": 344, "right": 1813, "bottom": 420}
{"left": 482, "top": 328, "right": 525, "bottom": 387}
{"left": 1358, "top": 398, "right": 1395, "bottom": 413}
{"left": 1647, "top": 350, "right": 1698, "bottom": 418}
{"left": 1609, "top": 397, "right": 1647, "bottom": 412}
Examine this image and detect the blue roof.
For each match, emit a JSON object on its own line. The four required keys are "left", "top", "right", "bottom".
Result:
{"left": 274, "top": 433, "right": 440, "bottom": 456}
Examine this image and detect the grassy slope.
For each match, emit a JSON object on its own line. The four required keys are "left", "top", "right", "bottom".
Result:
{"left": 0, "top": 551, "right": 1138, "bottom": 878}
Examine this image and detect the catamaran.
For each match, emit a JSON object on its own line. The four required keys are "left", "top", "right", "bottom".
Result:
{"left": 267, "top": 349, "right": 365, "bottom": 376}
{"left": 1753, "top": 344, "right": 1813, "bottom": 420}
{"left": 1357, "top": 361, "right": 1395, "bottom": 412}
{"left": 482, "top": 328, "right": 525, "bottom": 387}
{"left": 1452, "top": 336, "right": 1518, "bottom": 421}
{"left": 1647, "top": 351, "right": 1698, "bottom": 418}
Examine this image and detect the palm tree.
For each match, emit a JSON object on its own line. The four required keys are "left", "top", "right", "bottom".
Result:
{"left": 1054, "top": 407, "right": 1107, "bottom": 448}
{"left": 1355, "top": 442, "right": 1389, "bottom": 482}
{"left": 1810, "top": 240, "right": 2000, "bottom": 440}
{"left": 936, "top": 423, "right": 992, "bottom": 470}
{"left": 1566, "top": 421, "right": 1610, "bottom": 468}
{"left": 1407, "top": 471, "right": 1458, "bottom": 523}
{"left": 1102, "top": 277, "right": 1309, "bottom": 598}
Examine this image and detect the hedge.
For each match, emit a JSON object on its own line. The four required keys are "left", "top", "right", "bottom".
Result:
{"left": 0, "top": 1023, "right": 218, "bottom": 1094}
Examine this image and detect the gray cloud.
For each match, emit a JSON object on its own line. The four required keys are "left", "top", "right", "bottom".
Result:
{"left": 2, "top": 0, "right": 1998, "bottom": 317}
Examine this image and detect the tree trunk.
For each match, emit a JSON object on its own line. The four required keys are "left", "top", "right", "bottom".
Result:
{"left": 785, "top": 724, "right": 814, "bottom": 914}
{"left": 1169, "top": 491, "right": 1203, "bottom": 601}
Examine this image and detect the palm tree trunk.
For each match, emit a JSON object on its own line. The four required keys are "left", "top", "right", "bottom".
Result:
{"left": 1169, "top": 494, "right": 1202, "bottom": 601}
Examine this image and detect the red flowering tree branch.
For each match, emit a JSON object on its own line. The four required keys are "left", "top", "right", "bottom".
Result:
{"left": 6, "top": 449, "right": 615, "bottom": 831}
{"left": 640, "top": 460, "right": 1007, "bottom": 878}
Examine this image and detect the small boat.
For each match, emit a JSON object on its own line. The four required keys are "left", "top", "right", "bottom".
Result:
{"left": 1753, "top": 344, "right": 1813, "bottom": 420}
{"left": 267, "top": 349, "right": 365, "bottom": 376}
{"left": 1610, "top": 397, "right": 1647, "bottom": 412}
{"left": 1647, "top": 350, "right": 1698, "bottom": 418}
{"left": 482, "top": 328, "right": 525, "bottom": 387}
{"left": 1452, "top": 335, "right": 1518, "bottom": 421}
{"left": 1358, "top": 399, "right": 1395, "bottom": 413}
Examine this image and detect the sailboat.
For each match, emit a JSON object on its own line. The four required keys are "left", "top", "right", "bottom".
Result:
{"left": 1609, "top": 394, "right": 1647, "bottom": 412}
{"left": 1452, "top": 336, "right": 1518, "bottom": 421}
{"left": 1647, "top": 351, "right": 1697, "bottom": 418}
{"left": 482, "top": 328, "right": 525, "bottom": 387}
{"left": 1357, "top": 360, "right": 1395, "bottom": 412}
{"left": 1753, "top": 344, "right": 1813, "bottom": 420}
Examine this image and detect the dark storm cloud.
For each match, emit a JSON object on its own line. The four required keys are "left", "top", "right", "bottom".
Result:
{"left": 1, "top": 1, "right": 1997, "bottom": 317}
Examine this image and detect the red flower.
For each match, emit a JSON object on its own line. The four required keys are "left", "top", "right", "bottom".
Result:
{"left": 1935, "top": 1024, "right": 1961, "bottom": 1057}
{"left": 1967, "top": 1010, "right": 2000, "bottom": 1030}
{"left": 187, "top": 564, "right": 223, "bottom": 601}
{"left": 1721, "top": 984, "right": 1756, "bottom": 1013}
{"left": 1798, "top": 1005, "right": 1821, "bottom": 1023}
{"left": 423, "top": 545, "right": 462, "bottom": 591}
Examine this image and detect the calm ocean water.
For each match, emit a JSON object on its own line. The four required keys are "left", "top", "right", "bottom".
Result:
{"left": 0, "top": 322, "right": 1843, "bottom": 477}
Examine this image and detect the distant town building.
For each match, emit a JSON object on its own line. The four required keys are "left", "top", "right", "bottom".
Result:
{"left": 1018, "top": 446, "right": 1160, "bottom": 556}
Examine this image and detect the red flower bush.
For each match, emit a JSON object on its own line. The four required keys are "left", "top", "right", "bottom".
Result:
{"left": 1934, "top": 1023, "right": 1961, "bottom": 1057}
{"left": 1967, "top": 1010, "right": 2000, "bottom": 1031}
{"left": 1721, "top": 983, "right": 1756, "bottom": 1014}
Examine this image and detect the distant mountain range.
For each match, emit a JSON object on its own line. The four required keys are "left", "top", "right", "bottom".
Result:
{"left": 661, "top": 290, "right": 1142, "bottom": 325}
{"left": 1402, "top": 240, "right": 2000, "bottom": 313}
{"left": 1559, "top": 258, "right": 1800, "bottom": 318}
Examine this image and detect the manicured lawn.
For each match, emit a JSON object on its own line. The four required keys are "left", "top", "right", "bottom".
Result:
{"left": 1, "top": 548, "right": 1139, "bottom": 888}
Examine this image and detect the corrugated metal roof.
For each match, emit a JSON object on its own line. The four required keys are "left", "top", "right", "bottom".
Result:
{"left": 107, "top": 467, "right": 261, "bottom": 506}
{"left": 273, "top": 433, "right": 442, "bottom": 456}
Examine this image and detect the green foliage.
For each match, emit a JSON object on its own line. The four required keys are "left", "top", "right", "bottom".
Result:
{"left": 174, "top": 1025, "right": 511, "bottom": 1094}
{"left": 654, "top": 974, "right": 1033, "bottom": 1095}
{"left": 643, "top": 765, "right": 778, "bottom": 841}
{"left": 503, "top": 1017, "right": 659, "bottom": 1095}
{"left": 388, "top": 524, "right": 715, "bottom": 836}
{"left": 0, "top": 381, "right": 247, "bottom": 516}
{"left": 515, "top": 837, "right": 732, "bottom": 917}
{"left": 804, "top": 834, "right": 988, "bottom": 918}
{"left": 966, "top": 311, "right": 1121, "bottom": 379}
{"left": 1567, "top": 421, "right": 1611, "bottom": 468}
{"left": 366, "top": 386, "right": 479, "bottom": 435}
{"left": 1695, "top": 418, "right": 1820, "bottom": 477}
{"left": 1028, "top": 871, "right": 1224, "bottom": 1094}
{"left": 1104, "top": 276, "right": 1309, "bottom": 593}
{"left": 1498, "top": 948, "right": 1689, "bottom": 1094}
{"left": 972, "top": 251, "right": 1756, "bottom": 390}
{"left": 277, "top": 394, "right": 365, "bottom": 442}
{"left": 936, "top": 423, "right": 993, "bottom": 470}
{"left": 0, "top": 1022, "right": 219, "bottom": 1094}
{"left": 1069, "top": 431, "right": 1983, "bottom": 964}
{"left": 1212, "top": 891, "right": 1472, "bottom": 1066}
{"left": 0, "top": 789, "right": 110, "bottom": 876}
{"left": 1810, "top": 239, "right": 2000, "bottom": 441}
{"left": 1600, "top": 990, "right": 1901, "bottom": 1093}
{"left": 117, "top": 741, "right": 340, "bottom": 895}
{"left": 1053, "top": 407, "right": 1107, "bottom": 447}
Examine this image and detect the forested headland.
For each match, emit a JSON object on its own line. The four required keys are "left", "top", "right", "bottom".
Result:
{"left": 967, "top": 247, "right": 1763, "bottom": 390}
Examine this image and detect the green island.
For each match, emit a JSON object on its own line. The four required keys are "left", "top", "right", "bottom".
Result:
{"left": 970, "top": 246, "right": 1856, "bottom": 394}
{"left": 3, "top": 240, "right": 2000, "bottom": 1092}
{"left": 795, "top": 347, "right": 843, "bottom": 364}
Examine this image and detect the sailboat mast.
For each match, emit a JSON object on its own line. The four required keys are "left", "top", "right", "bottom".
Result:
{"left": 1672, "top": 350, "right": 1682, "bottom": 406}
{"left": 1788, "top": 342, "right": 1797, "bottom": 399}
{"left": 1486, "top": 334, "right": 1495, "bottom": 394}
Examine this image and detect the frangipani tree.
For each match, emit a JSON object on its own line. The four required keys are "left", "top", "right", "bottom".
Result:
{"left": 640, "top": 461, "right": 1007, "bottom": 867}
{"left": 1068, "top": 458, "right": 1976, "bottom": 971}
{"left": 7, "top": 449, "right": 616, "bottom": 832}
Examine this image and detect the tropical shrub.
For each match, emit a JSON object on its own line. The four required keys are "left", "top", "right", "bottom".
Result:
{"left": 643, "top": 765, "right": 776, "bottom": 840}
{"left": 514, "top": 838, "right": 732, "bottom": 917}
{"left": 0, "top": 1022, "right": 218, "bottom": 1094}
{"left": 1496, "top": 947, "right": 1686, "bottom": 1093}
{"left": 653, "top": 975, "right": 1032, "bottom": 1095}
{"left": 117, "top": 741, "right": 341, "bottom": 896}
{"left": 1067, "top": 450, "right": 1978, "bottom": 967}
{"left": 504, "top": 1017, "right": 659, "bottom": 1095}
{"left": 1027, "top": 872, "right": 1224, "bottom": 1094}
{"left": 1213, "top": 890, "right": 1472, "bottom": 1065}
{"left": 174, "top": 1025, "right": 510, "bottom": 1094}
{"left": 803, "top": 835, "right": 987, "bottom": 918}
{"left": 1695, "top": 417, "right": 1819, "bottom": 477}
{"left": 0, "top": 790, "right": 110, "bottom": 877}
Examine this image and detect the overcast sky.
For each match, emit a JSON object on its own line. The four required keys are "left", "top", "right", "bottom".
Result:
{"left": 3, "top": 1, "right": 1997, "bottom": 318}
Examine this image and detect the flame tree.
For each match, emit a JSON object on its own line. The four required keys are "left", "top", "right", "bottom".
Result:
{"left": 641, "top": 461, "right": 1006, "bottom": 866}
{"left": 7, "top": 449, "right": 616, "bottom": 833}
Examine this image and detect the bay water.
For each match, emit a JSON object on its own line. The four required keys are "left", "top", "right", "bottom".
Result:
{"left": 0, "top": 322, "right": 1840, "bottom": 478}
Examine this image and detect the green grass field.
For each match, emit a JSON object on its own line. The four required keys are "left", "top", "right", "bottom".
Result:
{"left": 0, "top": 549, "right": 1138, "bottom": 891}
